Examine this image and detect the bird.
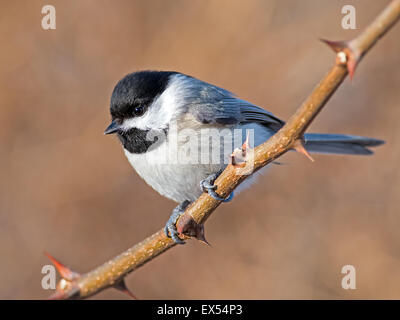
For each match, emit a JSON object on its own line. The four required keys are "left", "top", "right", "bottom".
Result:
{"left": 105, "top": 70, "right": 384, "bottom": 244}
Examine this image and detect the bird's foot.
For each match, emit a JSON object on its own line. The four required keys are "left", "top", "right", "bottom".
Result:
{"left": 200, "top": 172, "right": 234, "bottom": 202}
{"left": 164, "top": 200, "right": 191, "bottom": 244}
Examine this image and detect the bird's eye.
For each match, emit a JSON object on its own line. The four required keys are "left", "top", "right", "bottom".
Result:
{"left": 133, "top": 105, "right": 145, "bottom": 117}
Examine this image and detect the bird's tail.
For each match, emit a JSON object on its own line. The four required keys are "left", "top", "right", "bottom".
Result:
{"left": 304, "top": 133, "right": 385, "bottom": 155}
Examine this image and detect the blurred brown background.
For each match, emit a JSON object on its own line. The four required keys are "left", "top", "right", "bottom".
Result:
{"left": 1, "top": 0, "right": 399, "bottom": 299}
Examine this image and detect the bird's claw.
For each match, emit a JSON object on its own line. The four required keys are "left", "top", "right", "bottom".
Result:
{"left": 164, "top": 201, "right": 190, "bottom": 244}
{"left": 165, "top": 222, "right": 185, "bottom": 245}
{"left": 200, "top": 173, "right": 234, "bottom": 202}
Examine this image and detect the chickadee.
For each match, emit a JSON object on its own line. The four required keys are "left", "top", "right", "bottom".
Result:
{"left": 105, "top": 70, "right": 384, "bottom": 244}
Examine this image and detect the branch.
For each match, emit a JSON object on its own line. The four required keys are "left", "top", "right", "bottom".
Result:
{"left": 48, "top": 0, "right": 400, "bottom": 299}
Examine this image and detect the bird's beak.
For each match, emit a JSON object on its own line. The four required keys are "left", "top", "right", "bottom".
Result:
{"left": 104, "top": 120, "right": 121, "bottom": 135}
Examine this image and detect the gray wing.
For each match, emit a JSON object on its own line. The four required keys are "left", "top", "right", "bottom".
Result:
{"left": 185, "top": 77, "right": 284, "bottom": 130}
{"left": 223, "top": 97, "right": 284, "bottom": 130}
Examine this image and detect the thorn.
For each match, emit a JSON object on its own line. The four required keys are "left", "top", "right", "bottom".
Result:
{"left": 44, "top": 251, "right": 80, "bottom": 281}
{"left": 176, "top": 214, "right": 211, "bottom": 245}
{"left": 347, "top": 54, "right": 358, "bottom": 80}
{"left": 320, "top": 39, "right": 347, "bottom": 52}
{"left": 195, "top": 224, "right": 211, "bottom": 247}
{"left": 293, "top": 140, "right": 314, "bottom": 162}
{"left": 320, "top": 38, "right": 360, "bottom": 80}
{"left": 242, "top": 130, "right": 250, "bottom": 153}
{"left": 231, "top": 131, "right": 252, "bottom": 167}
{"left": 114, "top": 280, "right": 138, "bottom": 300}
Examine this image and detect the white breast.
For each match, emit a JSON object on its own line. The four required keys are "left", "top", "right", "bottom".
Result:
{"left": 124, "top": 123, "right": 274, "bottom": 203}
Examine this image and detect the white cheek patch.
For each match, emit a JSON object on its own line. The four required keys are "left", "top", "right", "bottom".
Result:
{"left": 120, "top": 74, "right": 189, "bottom": 131}
{"left": 120, "top": 104, "right": 166, "bottom": 131}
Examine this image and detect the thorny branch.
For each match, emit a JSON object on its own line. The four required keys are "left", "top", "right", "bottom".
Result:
{"left": 47, "top": 0, "right": 400, "bottom": 299}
